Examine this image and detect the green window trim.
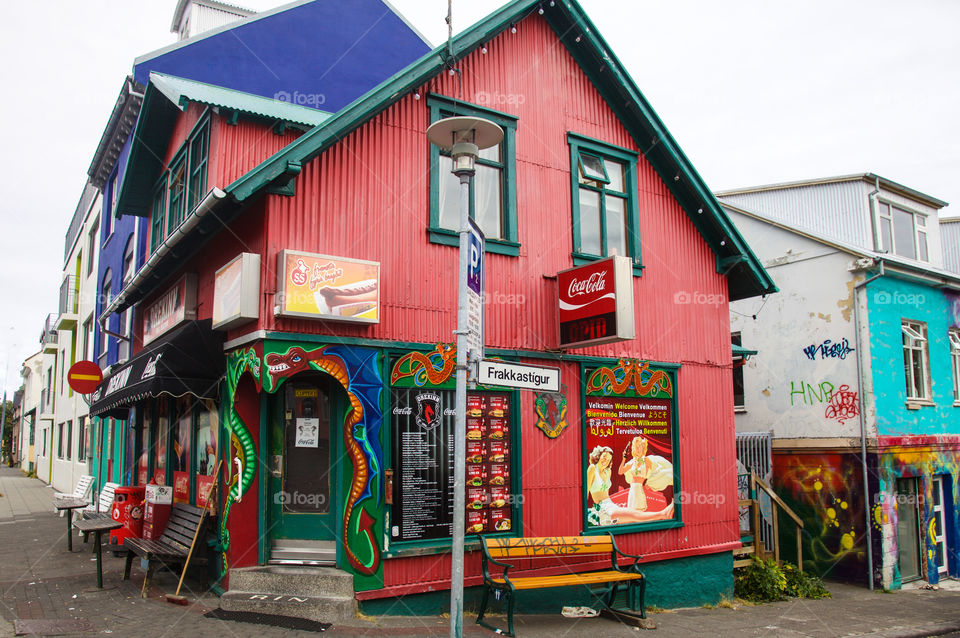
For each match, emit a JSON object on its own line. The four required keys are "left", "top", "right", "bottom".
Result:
{"left": 428, "top": 94, "right": 519, "bottom": 257}
{"left": 187, "top": 113, "right": 211, "bottom": 213}
{"left": 149, "top": 170, "right": 169, "bottom": 254}
{"left": 167, "top": 146, "right": 187, "bottom": 234}
{"left": 567, "top": 132, "right": 643, "bottom": 275}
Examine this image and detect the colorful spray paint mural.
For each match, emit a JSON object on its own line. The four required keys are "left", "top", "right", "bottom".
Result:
{"left": 875, "top": 439, "right": 960, "bottom": 588}
{"left": 772, "top": 453, "right": 866, "bottom": 581}
{"left": 220, "top": 342, "right": 385, "bottom": 586}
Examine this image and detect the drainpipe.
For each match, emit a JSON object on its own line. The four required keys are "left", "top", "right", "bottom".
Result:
{"left": 868, "top": 176, "right": 882, "bottom": 251}
{"left": 853, "top": 260, "right": 885, "bottom": 590}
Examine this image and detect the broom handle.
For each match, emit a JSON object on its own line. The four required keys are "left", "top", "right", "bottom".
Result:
{"left": 174, "top": 459, "right": 222, "bottom": 597}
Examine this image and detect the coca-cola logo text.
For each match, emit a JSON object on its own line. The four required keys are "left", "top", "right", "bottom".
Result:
{"left": 567, "top": 272, "right": 608, "bottom": 298}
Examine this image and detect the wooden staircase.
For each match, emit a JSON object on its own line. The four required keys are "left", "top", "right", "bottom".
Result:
{"left": 735, "top": 471, "right": 804, "bottom": 570}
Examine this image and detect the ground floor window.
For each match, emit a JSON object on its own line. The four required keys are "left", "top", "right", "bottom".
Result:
{"left": 78, "top": 417, "right": 87, "bottom": 462}
{"left": 388, "top": 347, "right": 518, "bottom": 543}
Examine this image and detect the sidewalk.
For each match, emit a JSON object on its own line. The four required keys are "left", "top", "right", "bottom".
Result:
{"left": 2, "top": 464, "right": 960, "bottom": 637}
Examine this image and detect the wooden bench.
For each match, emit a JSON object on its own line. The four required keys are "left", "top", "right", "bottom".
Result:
{"left": 477, "top": 534, "right": 646, "bottom": 637}
{"left": 122, "top": 503, "right": 209, "bottom": 597}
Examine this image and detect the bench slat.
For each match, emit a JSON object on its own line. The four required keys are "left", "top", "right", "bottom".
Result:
{"left": 493, "top": 570, "right": 643, "bottom": 590}
{"left": 486, "top": 536, "right": 612, "bottom": 558}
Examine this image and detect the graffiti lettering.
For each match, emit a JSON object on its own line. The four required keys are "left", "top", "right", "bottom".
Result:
{"left": 789, "top": 380, "right": 835, "bottom": 406}
{"left": 802, "top": 338, "right": 855, "bottom": 361}
{"left": 824, "top": 384, "right": 859, "bottom": 425}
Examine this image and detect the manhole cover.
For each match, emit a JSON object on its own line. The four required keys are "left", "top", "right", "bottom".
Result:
{"left": 14, "top": 619, "right": 94, "bottom": 635}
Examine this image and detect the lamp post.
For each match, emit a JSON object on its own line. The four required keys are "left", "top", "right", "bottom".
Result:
{"left": 426, "top": 116, "right": 503, "bottom": 638}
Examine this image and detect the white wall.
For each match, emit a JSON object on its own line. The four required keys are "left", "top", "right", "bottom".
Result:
{"left": 729, "top": 211, "right": 864, "bottom": 440}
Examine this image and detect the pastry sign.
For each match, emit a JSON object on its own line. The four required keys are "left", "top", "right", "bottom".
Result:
{"left": 276, "top": 250, "right": 381, "bottom": 324}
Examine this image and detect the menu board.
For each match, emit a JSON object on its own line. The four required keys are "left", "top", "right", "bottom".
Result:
{"left": 391, "top": 388, "right": 513, "bottom": 542}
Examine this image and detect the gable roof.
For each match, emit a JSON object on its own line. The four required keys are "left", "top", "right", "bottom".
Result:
{"left": 716, "top": 173, "right": 949, "bottom": 210}
{"left": 724, "top": 201, "right": 960, "bottom": 290}
{"left": 116, "top": 72, "right": 331, "bottom": 219}
{"left": 223, "top": 0, "right": 776, "bottom": 301}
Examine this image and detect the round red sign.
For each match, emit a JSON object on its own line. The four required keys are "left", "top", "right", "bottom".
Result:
{"left": 68, "top": 360, "right": 103, "bottom": 395}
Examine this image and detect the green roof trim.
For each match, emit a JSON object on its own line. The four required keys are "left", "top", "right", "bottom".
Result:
{"left": 732, "top": 344, "right": 758, "bottom": 357}
{"left": 115, "top": 73, "right": 332, "bottom": 219}
{"left": 150, "top": 72, "right": 332, "bottom": 128}
{"left": 224, "top": 0, "right": 777, "bottom": 300}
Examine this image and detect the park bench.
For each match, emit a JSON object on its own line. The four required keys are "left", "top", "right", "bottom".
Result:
{"left": 477, "top": 534, "right": 647, "bottom": 637}
{"left": 122, "top": 502, "right": 209, "bottom": 597}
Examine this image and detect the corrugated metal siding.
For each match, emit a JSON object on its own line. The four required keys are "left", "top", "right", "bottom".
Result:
{"left": 243, "top": 13, "right": 739, "bottom": 586}
{"left": 718, "top": 181, "right": 871, "bottom": 249}
{"left": 943, "top": 221, "right": 960, "bottom": 274}
{"left": 212, "top": 118, "right": 303, "bottom": 189}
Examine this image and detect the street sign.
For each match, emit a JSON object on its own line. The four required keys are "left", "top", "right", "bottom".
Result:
{"left": 465, "top": 218, "right": 485, "bottom": 368}
{"left": 67, "top": 360, "right": 103, "bottom": 394}
{"left": 478, "top": 360, "right": 560, "bottom": 393}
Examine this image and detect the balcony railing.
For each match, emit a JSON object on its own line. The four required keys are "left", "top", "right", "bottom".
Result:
{"left": 59, "top": 276, "right": 78, "bottom": 316}
{"left": 41, "top": 313, "right": 58, "bottom": 353}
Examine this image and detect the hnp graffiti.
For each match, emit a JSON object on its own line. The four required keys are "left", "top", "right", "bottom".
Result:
{"left": 789, "top": 380, "right": 835, "bottom": 406}
{"left": 802, "top": 338, "right": 855, "bottom": 361}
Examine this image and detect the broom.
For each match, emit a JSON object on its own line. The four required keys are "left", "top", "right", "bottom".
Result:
{"left": 166, "top": 459, "right": 222, "bottom": 605}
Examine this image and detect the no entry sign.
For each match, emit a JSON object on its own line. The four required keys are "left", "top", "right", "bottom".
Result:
{"left": 68, "top": 360, "right": 103, "bottom": 395}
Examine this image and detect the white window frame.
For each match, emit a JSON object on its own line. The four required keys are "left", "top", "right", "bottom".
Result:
{"left": 902, "top": 320, "right": 931, "bottom": 401}
{"left": 878, "top": 201, "right": 929, "bottom": 262}
{"left": 950, "top": 329, "right": 960, "bottom": 405}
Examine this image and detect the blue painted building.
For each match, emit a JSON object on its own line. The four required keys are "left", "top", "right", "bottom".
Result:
{"left": 724, "top": 174, "right": 960, "bottom": 589}
{"left": 86, "top": 0, "right": 429, "bottom": 486}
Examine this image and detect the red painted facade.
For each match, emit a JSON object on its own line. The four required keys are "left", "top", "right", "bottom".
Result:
{"left": 132, "top": 11, "right": 743, "bottom": 601}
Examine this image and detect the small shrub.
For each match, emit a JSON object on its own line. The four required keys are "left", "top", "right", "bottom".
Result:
{"left": 782, "top": 563, "right": 830, "bottom": 599}
{"left": 734, "top": 557, "right": 787, "bottom": 602}
{"left": 735, "top": 557, "right": 830, "bottom": 603}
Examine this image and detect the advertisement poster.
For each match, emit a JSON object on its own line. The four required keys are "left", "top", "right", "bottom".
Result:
{"left": 390, "top": 386, "right": 513, "bottom": 542}
{"left": 295, "top": 418, "right": 320, "bottom": 448}
{"left": 277, "top": 250, "right": 380, "bottom": 323}
{"left": 584, "top": 361, "right": 677, "bottom": 529}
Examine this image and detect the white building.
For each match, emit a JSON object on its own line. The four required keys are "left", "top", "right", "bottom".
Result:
{"left": 943, "top": 217, "right": 959, "bottom": 275}
{"left": 45, "top": 184, "right": 101, "bottom": 493}
{"left": 17, "top": 351, "right": 47, "bottom": 475}
{"left": 170, "top": 0, "right": 255, "bottom": 41}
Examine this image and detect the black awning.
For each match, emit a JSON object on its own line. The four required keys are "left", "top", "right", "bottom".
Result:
{"left": 89, "top": 319, "right": 225, "bottom": 418}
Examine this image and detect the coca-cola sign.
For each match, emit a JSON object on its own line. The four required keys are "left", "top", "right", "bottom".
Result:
{"left": 557, "top": 256, "right": 635, "bottom": 348}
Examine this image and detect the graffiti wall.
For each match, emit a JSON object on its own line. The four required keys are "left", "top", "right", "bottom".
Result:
{"left": 772, "top": 452, "right": 867, "bottom": 581}
{"left": 874, "top": 439, "right": 960, "bottom": 588}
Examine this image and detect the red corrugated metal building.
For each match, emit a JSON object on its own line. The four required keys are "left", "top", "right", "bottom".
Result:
{"left": 93, "top": 0, "right": 775, "bottom": 616}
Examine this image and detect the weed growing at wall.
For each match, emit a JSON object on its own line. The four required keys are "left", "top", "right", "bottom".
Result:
{"left": 735, "top": 557, "right": 830, "bottom": 602}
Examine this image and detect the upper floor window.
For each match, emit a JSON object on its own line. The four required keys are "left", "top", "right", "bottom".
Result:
{"left": 428, "top": 96, "right": 518, "bottom": 256}
{"left": 879, "top": 202, "right": 928, "bottom": 262}
{"left": 568, "top": 133, "right": 641, "bottom": 271}
{"left": 950, "top": 329, "right": 960, "bottom": 404}
{"left": 87, "top": 216, "right": 99, "bottom": 276}
{"left": 103, "top": 175, "right": 116, "bottom": 243}
{"left": 902, "top": 320, "right": 930, "bottom": 401}
{"left": 149, "top": 114, "right": 211, "bottom": 254}
{"left": 732, "top": 333, "right": 745, "bottom": 411}
{"left": 100, "top": 270, "right": 112, "bottom": 359}
{"left": 122, "top": 234, "right": 136, "bottom": 285}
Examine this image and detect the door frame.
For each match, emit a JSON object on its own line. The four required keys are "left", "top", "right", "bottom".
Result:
{"left": 266, "top": 372, "right": 345, "bottom": 547}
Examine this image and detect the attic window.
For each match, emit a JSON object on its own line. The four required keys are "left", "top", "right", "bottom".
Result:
{"left": 577, "top": 151, "right": 609, "bottom": 185}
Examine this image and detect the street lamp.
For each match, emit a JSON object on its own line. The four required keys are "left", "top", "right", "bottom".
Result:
{"left": 426, "top": 116, "right": 503, "bottom": 638}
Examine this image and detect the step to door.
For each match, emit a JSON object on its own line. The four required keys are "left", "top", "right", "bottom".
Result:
{"left": 220, "top": 590, "right": 356, "bottom": 624}
{"left": 229, "top": 565, "right": 354, "bottom": 598}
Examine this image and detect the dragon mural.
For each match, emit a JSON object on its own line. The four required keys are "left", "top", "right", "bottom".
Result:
{"left": 221, "top": 347, "right": 262, "bottom": 573}
{"left": 390, "top": 343, "right": 457, "bottom": 387}
{"left": 263, "top": 344, "right": 383, "bottom": 576}
{"left": 586, "top": 359, "right": 674, "bottom": 398}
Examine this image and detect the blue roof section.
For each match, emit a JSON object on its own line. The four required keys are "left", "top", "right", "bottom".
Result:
{"left": 151, "top": 72, "right": 332, "bottom": 127}
{"left": 133, "top": 0, "right": 432, "bottom": 113}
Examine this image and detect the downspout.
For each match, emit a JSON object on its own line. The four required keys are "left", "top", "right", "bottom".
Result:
{"left": 868, "top": 176, "right": 881, "bottom": 251}
{"left": 853, "top": 260, "right": 885, "bottom": 590}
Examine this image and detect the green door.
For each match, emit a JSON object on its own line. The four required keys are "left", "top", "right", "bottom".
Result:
{"left": 269, "top": 374, "right": 342, "bottom": 541}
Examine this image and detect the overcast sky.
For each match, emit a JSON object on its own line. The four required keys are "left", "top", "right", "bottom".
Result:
{"left": 0, "top": 0, "right": 957, "bottom": 394}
